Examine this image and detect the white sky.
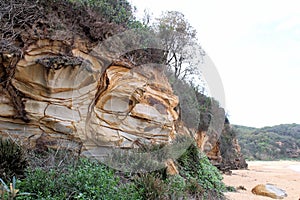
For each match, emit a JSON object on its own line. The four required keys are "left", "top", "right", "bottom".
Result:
{"left": 129, "top": 0, "right": 300, "bottom": 128}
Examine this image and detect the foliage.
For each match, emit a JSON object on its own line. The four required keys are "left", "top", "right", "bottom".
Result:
{"left": 134, "top": 173, "right": 189, "bottom": 200}
{"left": 170, "top": 76, "right": 202, "bottom": 129}
{"left": 165, "top": 175, "right": 187, "bottom": 198}
{"left": 25, "top": 147, "right": 79, "bottom": 172}
{"left": 71, "top": 0, "right": 135, "bottom": 26}
{"left": 0, "top": 137, "right": 28, "bottom": 183}
{"left": 0, "top": 177, "right": 33, "bottom": 200}
{"left": 177, "top": 143, "right": 226, "bottom": 198}
{"left": 104, "top": 136, "right": 226, "bottom": 199}
{"left": 153, "top": 11, "right": 205, "bottom": 81}
{"left": 234, "top": 124, "right": 300, "bottom": 160}
{"left": 0, "top": 1, "right": 231, "bottom": 199}
{"left": 225, "top": 185, "right": 237, "bottom": 192}
{"left": 14, "top": 151, "right": 226, "bottom": 200}
{"left": 0, "top": 125, "right": 228, "bottom": 200}
{"left": 71, "top": 0, "right": 151, "bottom": 30}
{"left": 105, "top": 144, "right": 167, "bottom": 174}
{"left": 168, "top": 72, "right": 225, "bottom": 131}
{"left": 258, "top": 123, "right": 300, "bottom": 138}
{"left": 134, "top": 173, "right": 168, "bottom": 200}
{"left": 17, "top": 158, "right": 141, "bottom": 200}
{"left": 0, "top": 0, "right": 126, "bottom": 49}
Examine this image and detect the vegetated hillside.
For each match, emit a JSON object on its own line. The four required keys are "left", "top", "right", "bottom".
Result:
{"left": 0, "top": 0, "right": 244, "bottom": 199}
{"left": 0, "top": 0, "right": 246, "bottom": 170}
{"left": 234, "top": 124, "right": 300, "bottom": 160}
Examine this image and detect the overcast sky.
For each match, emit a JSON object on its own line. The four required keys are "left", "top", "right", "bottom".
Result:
{"left": 130, "top": 0, "right": 300, "bottom": 128}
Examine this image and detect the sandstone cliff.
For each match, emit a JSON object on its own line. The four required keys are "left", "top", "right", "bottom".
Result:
{"left": 0, "top": 0, "right": 247, "bottom": 170}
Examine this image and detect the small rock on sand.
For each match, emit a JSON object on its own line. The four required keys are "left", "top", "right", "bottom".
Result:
{"left": 252, "top": 184, "right": 287, "bottom": 199}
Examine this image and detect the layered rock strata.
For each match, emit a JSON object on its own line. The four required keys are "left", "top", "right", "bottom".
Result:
{"left": 0, "top": 39, "right": 179, "bottom": 159}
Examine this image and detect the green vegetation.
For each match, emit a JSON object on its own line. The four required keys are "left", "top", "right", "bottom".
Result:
{"left": 0, "top": 177, "right": 33, "bottom": 200}
{"left": 153, "top": 11, "right": 203, "bottom": 81}
{"left": 0, "top": 0, "right": 240, "bottom": 199}
{"left": 105, "top": 137, "right": 226, "bottom": 199}
{"left": 70, "top": 0, "right": 137, "bottom": 26}
{"left": 0, "top": 137, "right": 28, "bottom": 183}
{"left": 234, "top": 123, "right": 300, "bottom": 160}
{"left": 153, "top": 11, "right": 216, "bottom": 131}
{"left": 0, "top": 136, "right": 226, "bottom": 199}
{"left": 177, "top": 143, "right": 226, "bottom": 198}
{"left": 16, "top": 158, "right": 141, "bottom": 200}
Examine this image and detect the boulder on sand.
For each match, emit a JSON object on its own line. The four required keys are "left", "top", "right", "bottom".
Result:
{"left": 251, "top": 184, "right": 287, "bottom": 199}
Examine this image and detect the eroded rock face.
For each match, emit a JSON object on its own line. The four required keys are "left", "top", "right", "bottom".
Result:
{"left": 0, "top": 38, "right": 179, "bottom": 157}
{"left": 0, "top": 37, "right": 247, "bottom": 171}
{"left": 219, "top": 123, "right": 248, "bottom": 170}
{"left": 86, "top": 65, "right": 179, "bottom": 149}
{"left": 0, "top": 39, "right": 96, "bottom": 151}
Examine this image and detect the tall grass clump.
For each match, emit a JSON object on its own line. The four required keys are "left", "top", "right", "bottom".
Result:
{"left": 0, "top": 137, "right": 28, "bottom": 183}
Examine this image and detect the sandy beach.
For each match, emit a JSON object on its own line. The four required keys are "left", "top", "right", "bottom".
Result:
{"left": 223, "top": 161, "right": 300, "bottom": 200}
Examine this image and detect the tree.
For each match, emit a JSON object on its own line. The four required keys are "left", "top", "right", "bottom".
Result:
{"left": 153, "top": 11, "right": 205, "bottom": 81}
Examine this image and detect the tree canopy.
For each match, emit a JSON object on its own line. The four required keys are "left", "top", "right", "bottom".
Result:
{"left": 153, "top": 11, "right": 205, "bottom": 81}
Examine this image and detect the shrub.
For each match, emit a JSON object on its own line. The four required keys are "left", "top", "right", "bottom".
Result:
{"left": 0, "top": 176, "right": 34, "bottom": 199}
{"left": 133, "top": 173, "right": 188, "bottom": 200}
{"left": 0, "top": 137, "right": 28, "bottom": 183}
{"left": 105, "top": 142, "right": 171, "bottom": 175}
{"left": 25, "top": 148, "right": 78, "bottom": 171}
{"left": 12, "top": 141, "right": 227, "bottom": 200}
{"left": 165, "top": 174, "right": 187, "bottom": 199}
{"left": 133, "top": 173, "right": 168, "bottom": 200}
{"left": 106, "top": 138, "right": 226, "bottom": 199}
{"left": 72, "top": 0, "right": 135, "bottom": 25}
{"left": 177, "top": 143, "right": 226, "bottom": 198}
{"left": 17, "top": 158, "right": 141, "bottom": 200}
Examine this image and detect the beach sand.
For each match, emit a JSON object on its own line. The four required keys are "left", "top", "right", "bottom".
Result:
{"left": 223, "top": 161, "right": 300, "bottom": 200}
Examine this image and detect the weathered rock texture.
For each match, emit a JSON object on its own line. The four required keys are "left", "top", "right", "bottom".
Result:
{"left": 0, "top": 37, "right": 247, "bottom": 169}
{"left": 217, "top": 122, "right": 248, "bottom": 170}
{"left": 85, "top": 64, "right": 180, "bottom": 156}
{"left": 0, "top": 38, "right": 180, "bottom": 158}
{"left": 0, "top": 0, "right": 247, "bottom": 170}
